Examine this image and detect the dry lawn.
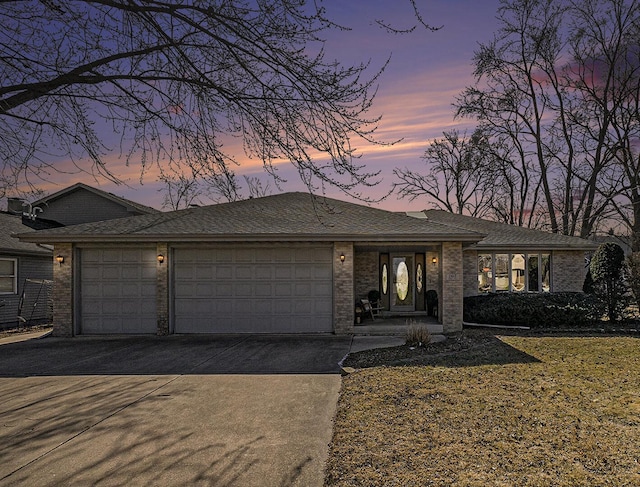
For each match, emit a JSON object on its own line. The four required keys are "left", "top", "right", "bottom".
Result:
{"left": 325, "top": 333, "right": 640, "bottom": 486}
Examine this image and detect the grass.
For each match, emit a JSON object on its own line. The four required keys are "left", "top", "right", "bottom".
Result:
{"left": 325, "top": 331, "right": 640, "bottom": 486}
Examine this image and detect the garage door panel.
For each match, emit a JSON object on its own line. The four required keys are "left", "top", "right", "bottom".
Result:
{"left": 80, "top": 248, "right": 157, "bottom": 334}
{"left": 236, "top": 249, "right": 254, "bottom": 262}
{"left": 314, "top": 282, "right": 332, "bottom": 296}
{"left": 195, "top": 267, "right": 213, "bottom": 279}
{"left": 255, "top": 283, "right": 272, "bottom": 296}
{"left": 102, "top": 250, "right": 121, "bottom": 262}
{"left": 274, "top": 301, "right": 292, "bottom": 313}
{"left": 174, "top": 265, "right": 195, "bottom": 280}
{"left": 214, "top": 249, "right": 232, "bottom": 262}
{"left": 275, "top": 266, "right": 292, "bottom": 279}
{"left": 294, "top": 283, "right": 311, "bottom": 296}
{"left": 275, "top": 283, "right": 292, "bottom": 297}
{"left": 216, "top": 266, "right": 233, "bottom": 279}
{"left": 235, "top": 283, "right": 253, "bottom": 296}
{"left": 253, "top": 300, "right": 273, "bottom": 313}
{"left": 195, "top": 283, "right": 214, "bottom": 296}
{"left": 215, "top": 283, "right": 232, "bottom": 296}
{"left": 174, "top": 245, "right": 333, "bottom": 333}
{"left": 82, "top": 265, "right": 101, "bottom": 279}
{"left": 274, "top": 249, "right": 291, "bottom": 262}
{"left": 141, "top": 283, "right": 156, "bottom": 297}
{"left": 236, "top": 266, "right": 253, "bottom": 279}
{"left": 101, "top": 267, "right": 121, "bottom": 279}
{"left": 254, "top": 266, "right": 272, "bottom": 279}
{"left": 314, "top": 266, "right": 332, "bottom": 279}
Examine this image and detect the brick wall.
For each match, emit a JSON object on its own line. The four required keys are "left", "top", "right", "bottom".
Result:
{"left": 552, "top": 250, "right": 588, "bottom": 292}
{"left": 463, "top": 250, "right": 478, "bottom": 296}
{"left": 425, "top": 250, "right": 441, "bottom": 298}
{"left": 156, "top": 243, "right": 169, "bottom": 335}
{"left": 354, "top": 251, "right": 378, "bottom": 300}
{"left": 52, "top": 243, "right": 73, "bottom": 337}
{"left": 441, "top": 242, "right": 463, "bottom": 333}
{"left": 334, "top": 242, "right": 354, "bottom": 334}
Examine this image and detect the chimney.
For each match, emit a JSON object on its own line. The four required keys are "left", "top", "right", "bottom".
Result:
{"left": 7, "top": 198, "right": 25, "bottom": 215}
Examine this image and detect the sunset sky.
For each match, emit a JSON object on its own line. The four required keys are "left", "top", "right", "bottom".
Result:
{"left": 31, "top": 0, "right": 502, "bottom": 211}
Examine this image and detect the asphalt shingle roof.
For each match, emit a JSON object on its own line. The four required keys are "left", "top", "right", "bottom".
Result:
{"left": 0, "top": 213, "right": 52, "bottom": 255}
{"left": 32, "top": 182, "right": 160, "bottom": 215}
{"left": 423, "top": 210, "right": 598, "bottom": 250}
{"left": 17, "top": 193, "right": 485, "bottom": 243}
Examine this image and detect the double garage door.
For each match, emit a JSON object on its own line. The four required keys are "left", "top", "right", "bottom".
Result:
{"left": 173, "top": 245, "right": 333, "bottom": 333}
{"left": 78, "top": 245, "right": 333, "bottom": 334}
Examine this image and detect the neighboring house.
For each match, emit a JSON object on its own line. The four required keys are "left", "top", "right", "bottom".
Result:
{"left": 0, "top": 212, "right": 53, "bottom": 327}
{"left": 25, "top": 182, "right": 159, "bottom": 226}
{"left": 17, "top": 192, "right": 597, "bottom": 337}
{"left": 1, "top": 182, "right": 160, "bottom": 328}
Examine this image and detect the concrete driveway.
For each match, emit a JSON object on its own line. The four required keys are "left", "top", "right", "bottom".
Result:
{"left": 0, "top": 335, "right": 352, "bottom": 486}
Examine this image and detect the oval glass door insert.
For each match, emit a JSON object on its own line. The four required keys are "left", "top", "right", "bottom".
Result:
{"left": 381, "top": 263, "right": 388, "bottom": 295}
{"left": 396, "top": 261, "right": 409, "bottom": 300}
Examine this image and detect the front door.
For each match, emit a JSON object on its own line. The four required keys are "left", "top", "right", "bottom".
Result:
{"left": 391, "top": 254, "right": 414, "bottom": 312}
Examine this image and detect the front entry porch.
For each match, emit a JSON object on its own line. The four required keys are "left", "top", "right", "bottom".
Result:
{"left": 347, "top": 241, "right": 464, "bottom": 335}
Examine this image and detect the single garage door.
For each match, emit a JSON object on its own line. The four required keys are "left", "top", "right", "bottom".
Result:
{"left": 173, "top": 245, "right": 333, "bottom": 333}
{"left": 79, "top": 247, "right": 157, "bottom": 334}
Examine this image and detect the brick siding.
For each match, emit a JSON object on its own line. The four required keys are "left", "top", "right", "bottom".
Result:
{"left": 552, "top": 250, "right": 588, "bottom": 292}
{"left": 156, "top": 243, "right": 169, "bottom": 335}
{"left": 441, "top": 242, "right": 463, "bottom": 332}
{"left": 463, "top": 251, "right": 479, "bottom": 297}
{"left": 334, "top": 242, "right": 354, "bottom": 334}
{"left": 354, "top": 251, "right": 378, "bottom": 300}
{"left": 52, "top": 243, "right": 73, "bottom": 337}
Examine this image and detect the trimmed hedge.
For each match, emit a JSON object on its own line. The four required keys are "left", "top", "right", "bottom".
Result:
{"left": 463, "top": 292, "right": 603, "bottom": 328}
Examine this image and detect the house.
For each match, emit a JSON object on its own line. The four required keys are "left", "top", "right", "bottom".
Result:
{"left": 0, "top": 182, "right": 160, "bottom": 328}
{"left": 16, "top": 192, "right": 597, "bottom": 337}
{"left": 24, "top": 182, "right": 159, "bottom": 226}
{"left": 0, "top": 212, "right": 53, "bottom": 327}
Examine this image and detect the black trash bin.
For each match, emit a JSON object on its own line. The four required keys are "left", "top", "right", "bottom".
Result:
{"left": 426, "top": 289, "right": 438, "bottom": 318}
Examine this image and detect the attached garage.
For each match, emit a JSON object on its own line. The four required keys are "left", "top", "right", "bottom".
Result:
{"left": 79, "top": 247, "right": 157, "bottom": 334}
{"left": 173, "top": 244, "right": 333, "bottom": 333}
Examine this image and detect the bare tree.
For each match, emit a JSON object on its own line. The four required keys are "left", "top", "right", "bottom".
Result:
{"left": 0, "top": 1, "right": 436, "bottom": 199}
{"left": 394, "top": 129, "right": 496, "bottom": 216}
{"left": 454, "top": 0, "right": 624, "bottom": 237}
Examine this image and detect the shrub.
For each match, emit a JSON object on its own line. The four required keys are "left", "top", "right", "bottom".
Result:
{"left": 405, "top": 320, "right": 431, "bottom": 347}
{"left": 590, "top": 243, "right": 628, "bottom": 322}
{"left": 463, "top": 292, "right": 603, "bottom": 328}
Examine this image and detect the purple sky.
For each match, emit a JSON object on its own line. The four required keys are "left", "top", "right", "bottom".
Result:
{"left": 34, "top": 0, "right": 502, "bottom": 211}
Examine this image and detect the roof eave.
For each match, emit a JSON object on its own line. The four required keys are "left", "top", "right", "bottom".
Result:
{"left": 17, "top": 232, "right": 486, "bottom": 244}
{"left": 466, "top": 243, "right": 598, "bottom": 251}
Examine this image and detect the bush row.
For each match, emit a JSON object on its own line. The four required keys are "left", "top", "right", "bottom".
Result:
{"left": 463, "top": 292, "right": 604, "bottom": 328}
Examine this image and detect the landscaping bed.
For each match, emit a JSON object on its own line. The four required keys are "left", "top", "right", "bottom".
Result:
{"left": 326, "top": 329, "right": 640, "bottom": 486}
{"left": 0, "top": 324, "right": 52, "bottom": 339}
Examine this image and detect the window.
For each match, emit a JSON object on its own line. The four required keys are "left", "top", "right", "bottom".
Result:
{"left": 495, "top": 254, "right": 509, "bottom": 291}
{"left": 477, "top": 252, "right": 550, "bottom": 293}
{"left": 0, "top": 259, "right": 17, "bottom": 294}
{"left": 511, "top": 254, "right": 526, "bottom": 292}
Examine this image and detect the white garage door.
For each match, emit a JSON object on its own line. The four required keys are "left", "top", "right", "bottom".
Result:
{"left": 173, "top": 245, "right": 333, "bottom": 333}
{"left": 79, "top": 248, "right": 157, "bottom": 334}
